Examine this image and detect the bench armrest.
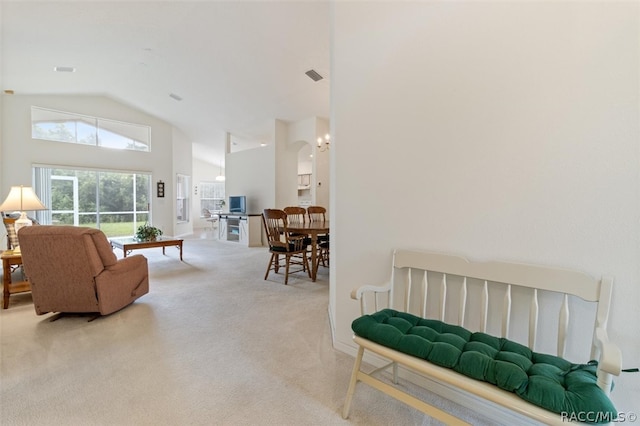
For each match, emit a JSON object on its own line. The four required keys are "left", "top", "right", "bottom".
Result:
{"left": 593, "top": 327, "right": 622, "bottom": 396}
{"left": 351, "top": 282, "right": 392, "bottom": 314}
{"left": 594, "top": 327, "right": 622, "bottom": 376}
{"left": 351, "top": 282, "right": 392, "bottom": 299}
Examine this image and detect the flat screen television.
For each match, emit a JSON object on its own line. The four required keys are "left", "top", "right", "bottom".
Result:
{"left": 228, "top": 195, "right": 246, "bottom": 214}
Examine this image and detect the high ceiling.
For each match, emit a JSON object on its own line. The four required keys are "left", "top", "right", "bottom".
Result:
{"left": 1, "top": 1, "right": 331, "bottom": 166}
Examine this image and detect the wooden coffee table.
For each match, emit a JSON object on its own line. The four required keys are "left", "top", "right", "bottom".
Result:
{"left": 110, "top": 236, "right": 184, "bottom": 261}
{"left": 1, "top": 250, "right": 31, "bottom": 309}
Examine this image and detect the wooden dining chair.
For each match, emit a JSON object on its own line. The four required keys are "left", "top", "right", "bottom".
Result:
{"left": 262, "top": 209, "right": 311, "bottom": 285}
{"left": 306, "top": 205, "right": 329, "bottom": 267}
{"left": 283, "top": 206, "right": 311, "bottom": 248}
{"left": 306, "top": 205, "right": 326, "bottom": 222}
{"left": 283, "top": 206, "right": 306, "bottom": 225}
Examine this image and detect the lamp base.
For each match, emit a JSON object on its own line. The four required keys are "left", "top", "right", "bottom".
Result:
{"left": 14, "top": 211, "right": 32, "bottom": 233}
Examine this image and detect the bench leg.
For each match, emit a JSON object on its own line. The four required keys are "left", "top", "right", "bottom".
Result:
{"left": 343, "top": 345, "right": 470, "bottom": 425}
{"left": 342, "top": 345, "right": 365, "bottom": 419}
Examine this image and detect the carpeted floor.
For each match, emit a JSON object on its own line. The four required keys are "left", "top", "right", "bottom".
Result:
{"left": 1, "top": 231, "right": 494, "bottom": 425}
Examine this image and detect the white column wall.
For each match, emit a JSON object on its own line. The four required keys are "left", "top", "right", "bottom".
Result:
{"left": 314, "top": 117, "right": 330, "bottom": 210}
{"left": 172, "top": 126, "right": 193, "bottom": 237}
{"left": 331, "top": 2, "right": 639, "bottom": 411}
{"left": 226, "top": 144, "right": 275, "bottom": 214}
{"left": 274, "top": 119, "right": 298, "bottom": 209}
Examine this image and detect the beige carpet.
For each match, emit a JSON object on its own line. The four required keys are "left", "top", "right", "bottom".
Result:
{"left": 1, "top": 231, "right": 493, "bottom": 425}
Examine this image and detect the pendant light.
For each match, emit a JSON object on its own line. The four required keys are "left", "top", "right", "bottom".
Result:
{"left": 216, "top": 160, "right": 225, "bottom": 182}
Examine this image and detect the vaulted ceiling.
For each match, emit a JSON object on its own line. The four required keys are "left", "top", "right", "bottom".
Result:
{"left": 1, "top": 1, "right": 331, "bottom": 166}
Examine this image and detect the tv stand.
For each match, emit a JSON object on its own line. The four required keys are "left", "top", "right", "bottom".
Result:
{"left": 217, "top": 213, "right": 263, "bottom": 247}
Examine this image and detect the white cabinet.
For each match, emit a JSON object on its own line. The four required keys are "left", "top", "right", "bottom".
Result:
{"left": 297, "top": 173, "right": 311, "bottom": 190}
{"left": 218, "top": 214, "right": 263, "bottom": 247}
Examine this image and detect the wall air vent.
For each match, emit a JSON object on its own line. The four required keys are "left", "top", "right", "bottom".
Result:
{"left": 305, "top": 69, "right": 323, "bottom": 82}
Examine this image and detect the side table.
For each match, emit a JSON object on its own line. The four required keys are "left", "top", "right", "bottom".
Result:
{"left": 1, "top": 250, "right": 31, "bottom": 309}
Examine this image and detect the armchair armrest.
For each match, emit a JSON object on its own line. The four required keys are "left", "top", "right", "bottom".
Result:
{"left": 95, "top": 254, "right": 149, "bottom": 315}
{"left": 103, "top": 255, "right": 147, "bottom": 275}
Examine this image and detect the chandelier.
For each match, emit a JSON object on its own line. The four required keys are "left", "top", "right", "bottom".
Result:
{"left": 317, "top": 133, "right": 330, "bottom": 152}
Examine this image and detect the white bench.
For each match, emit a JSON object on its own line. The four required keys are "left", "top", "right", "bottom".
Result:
{"left": 342, "top": 249, "right": 622, "bottom": 425}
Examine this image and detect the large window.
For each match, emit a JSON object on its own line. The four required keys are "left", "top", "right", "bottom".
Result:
{"left": 33, "top": 166, "right": 152, "bottom": 237}
{"left": 31, "top": 106, "right": 151, "bottom": 151}
{"left": 200, "top": 182, "right": 225, "bottom": 216}
{"left": 176, "top": 174, "right": 190, "bottom": 223}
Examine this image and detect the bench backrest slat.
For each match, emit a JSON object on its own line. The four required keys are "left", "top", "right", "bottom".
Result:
{"left": 558, "top": 294, "right": 570, "bottom": 358}
{"left": 529, "top": 289, "right": 539, "bottom": 350}
{"left": 405, "top": 268, "right": 412, "bottom": 313}
{"left": 502, "top": 284, "right": 512, "bottom": 338}
{"left": 421, "top": 270, "right": 428, "bottom": 318}
{"left": 440, "top": 274, "right": 447, "bottom": 322}
{"left": 480, "top": 281, "right": 489, "bottom": 333}
{"left": 459, "top": 277, "right": 467, "bottom": 328}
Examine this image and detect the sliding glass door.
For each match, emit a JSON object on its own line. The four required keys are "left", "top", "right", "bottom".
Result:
{"left": 33, "top": 166, "right": 151, "bottom": 237}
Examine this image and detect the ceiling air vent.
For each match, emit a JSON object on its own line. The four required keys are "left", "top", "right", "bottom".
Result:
{"left": 169, "top": 93, "right": 183, "bottom": 101}
{"left": 305, "top": 69, "right": 323, "bottom": 82}
{"left": 54, "top": 66, "right": 76, "bottom": 73}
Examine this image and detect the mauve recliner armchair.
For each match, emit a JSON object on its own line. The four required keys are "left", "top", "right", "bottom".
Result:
{"left": 18, "top": 225, "right": 149, "bottom": 317}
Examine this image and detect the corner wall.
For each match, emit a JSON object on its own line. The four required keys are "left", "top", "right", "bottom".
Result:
{"left": 331, "top": 1, "right": 639, "bottom": 412}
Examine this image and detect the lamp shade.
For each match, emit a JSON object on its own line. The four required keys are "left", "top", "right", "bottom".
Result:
{"left": 0, "top": 186, "right": 47, "bottom": 212}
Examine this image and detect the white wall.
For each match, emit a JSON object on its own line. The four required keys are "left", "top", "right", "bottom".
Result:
{"left": 331, "top": 1, "right": 639, "bottom": 412}
{"left": 275, "top": 119, "right": 299, "bottom": 208}
{"left": 313, "top": 117, "right": 330, "bottom": 210}
{"left": 226, "top": 143, "right": 275, "bottom": 214}
{"left": 1, "top": 94, "right": 187, "bottom": 237}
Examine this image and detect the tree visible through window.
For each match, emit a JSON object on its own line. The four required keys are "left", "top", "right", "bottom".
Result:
{"left": 31, "top": 106, "right": 150, "bottom": 151}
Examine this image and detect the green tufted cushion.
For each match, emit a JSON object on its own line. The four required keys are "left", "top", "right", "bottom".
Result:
{"left": 352, "top": 309, "right": 617, "bottom": 423}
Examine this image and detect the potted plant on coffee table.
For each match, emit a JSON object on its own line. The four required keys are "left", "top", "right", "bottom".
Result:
{"left": 135, "top": 223, "right": 163, "bottom": 242}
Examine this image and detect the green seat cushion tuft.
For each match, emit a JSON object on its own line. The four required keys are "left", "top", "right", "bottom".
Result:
{"left": 352, "top": 308, "right": 617, "bottom": 423}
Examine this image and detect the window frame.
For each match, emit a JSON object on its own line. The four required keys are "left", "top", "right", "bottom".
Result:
{"left": 31, "top": 106, "right": 151, "bottom": 152}
{"left": 199, "top": 181, "right": 225, "bottom": 217}
{"left": 32, "top": 165, "right": 152, "bottom": 238}
{"left": 176, "top": 174, "right": 190, "bottom": 223}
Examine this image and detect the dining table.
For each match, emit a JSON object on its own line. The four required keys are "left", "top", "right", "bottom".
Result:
{"left": 286, "top": 220, "right": 330, "bottom": 282}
